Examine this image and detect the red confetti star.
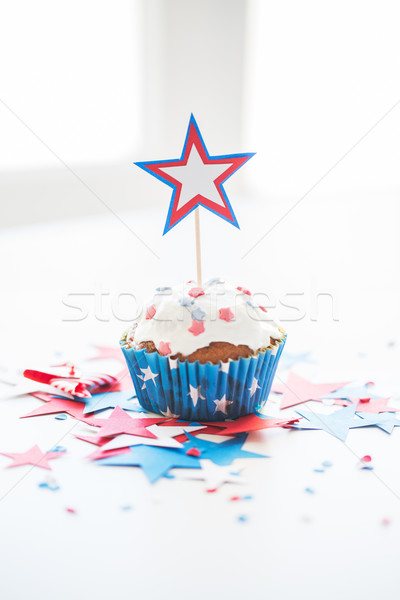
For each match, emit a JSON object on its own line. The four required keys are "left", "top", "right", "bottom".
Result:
{"left": 146, "top": 304, "right": 156, "bottom": 320}
{"left": 188, "top": 320, "right": 205, "bottom": 336}
{"left": 158, "top": 341, "right": 171, "bottom": 356}
{"left": 96, "top": 406, "right": 166, "bottom": 438}
{"left": 272, "top": 373, "right": 350, "bottom": 410}
{"left": 188, "top": 287, "right": 205, "bottom": 298}
{"left": 21, "top": 393, "right": 101, "bottom": 426}
{"left": 219, "top": 307, "right": 235, "bottom": 322}
{"left": 0, "top": 445, "right": 65, "bottom": 470}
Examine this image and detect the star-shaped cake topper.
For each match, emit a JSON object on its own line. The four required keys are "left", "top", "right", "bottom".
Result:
{"left": 135, "top": 114, "right": 254, "bottom": 234}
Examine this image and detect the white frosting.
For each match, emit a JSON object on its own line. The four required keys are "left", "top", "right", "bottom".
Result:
{"left": 126, "top": 279, "right": 283, "bottom": 357}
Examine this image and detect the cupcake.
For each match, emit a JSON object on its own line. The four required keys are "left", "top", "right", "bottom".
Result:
{"left": 120, "top": 278, "right": 286, "bottom": 421}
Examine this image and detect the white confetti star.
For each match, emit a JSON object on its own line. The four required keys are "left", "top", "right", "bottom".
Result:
{"left": 138, "top": 366, "right": 158, "bottom": 389}
{"left": 188, "top": 384, "right": 205, "bottom": 407}
{"left": 248, "top": 377, "right": 261, "bottom": 398}
{"left": 214, "top": 394, "right": 233, "bottom": 415}
{"left": 172, "top": 460, "right": 245, "bottom": 490}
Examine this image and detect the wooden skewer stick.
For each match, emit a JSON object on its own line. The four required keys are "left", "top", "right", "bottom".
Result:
{"left": 195, "top": 207, "right": 202, "bottom": 287}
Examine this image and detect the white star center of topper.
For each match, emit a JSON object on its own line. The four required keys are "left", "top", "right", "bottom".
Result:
{"left": 159, "top": 144, "right": 229, "bottom": 211}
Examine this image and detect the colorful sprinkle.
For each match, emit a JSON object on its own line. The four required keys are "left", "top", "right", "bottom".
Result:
{"left": 158, "top": 341, "right": 172, "bottom": 356}
{"left": 146, "top": 304, "right": 156, "bottom": 320}
{"left": 258, "top": 305, "right": 268, "bottom": 313}
{"left": 121, "top": 505, "right": 133, "bottom": 511}
{"left": 305, "top": 487, "right": 315, "bottom": 494}
{"left": 322, "top": 460, "right": 333, "bottom": 468}
{"left": 361, "top": 455, "right": 372, "bottom": 462}
{"left": 179, "top": 296, "right": 194, "bottom": 307}
{"left": 359, "top": 397, "right": 371, "bottom": 403}
{"left": 237, "top": 286, "right": 251, "bottom": 296}
{"left": 188, "top": 287, "right": 205, "bottom": 298}
{"left": 186, "top": 448, "right": 201, "bottom": 457}
{"left": 49, "top": 446, "right": 66, "bottom": 453}
{"left": 219, "top": 307, "right": 235, "bottom": 322}
{"left": 382, "top": 517, "right": 391, "bottom": 526}
{"left": 188, "top": 320, "right": 205, "bottom": 336}
{"left": 191, "top": 306, "right": 206, "bottom": 321}
{"left": 38, "top": 482, "right": 60, "bottom": 491}
{"left": 155, "top": 286, "right": 172, "bottom": 292}
{"left": 55, "top": 414, "right": 67, "bottom": 420}
{"left": 66, "top": 507, "right": 76, "bottom": 514}
{"left": 237, "top": 515, "right": 248, "bottom": 523}
{"left": 314, "top": 468, "right": 325, "bottom": 473}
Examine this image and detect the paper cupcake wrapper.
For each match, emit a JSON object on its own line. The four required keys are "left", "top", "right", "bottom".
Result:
{"left": 120, "top": 336, "right": 286, "bottom": 422}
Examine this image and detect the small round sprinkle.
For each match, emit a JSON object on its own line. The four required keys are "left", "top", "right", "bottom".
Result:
{"left": 237, "top": 515, "right": 248, "bottom": 523}
{"left": 361, "top": 455, "right": 372, "bottom": 462}
{"left": 314, "top": 468, "right": 325, "bottom": 473}
{"left": 55, "top": 414, "right": 68, "bottom": 420}
{"left": 322, "top": 460, "right": 333, "bottom": 468}
{"left": 185, "top": 448, "right": 201, "bottom": 457}
{"left": 305, "top": 487, "right": 315, "bottom": 494}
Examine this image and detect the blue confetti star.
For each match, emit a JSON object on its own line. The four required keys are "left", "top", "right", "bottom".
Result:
{"left": 97, "top": 445, "right": 201, "bottom": 483}
{"left": 356, "top": 411, "right": 400, "bottom": 434}
{"left": 183, "top": 432, "right": 269, "bottom": 466}
{"left": 82, "top": 390, "right": 142, "bottom": 415}
{"left": 293, "top": 403, "right": 360, "bottom": 442}
{"left": 191, "top": 306, "right": 206, "bottom": 321}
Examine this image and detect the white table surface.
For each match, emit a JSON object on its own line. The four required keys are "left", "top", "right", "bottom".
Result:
{"left": 0, "top": 193, "right": 399, "bottom": 599}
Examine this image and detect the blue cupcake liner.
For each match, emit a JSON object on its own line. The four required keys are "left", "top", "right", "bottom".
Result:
{"left": 120, "top": 335, "right": 286, "bottom": 422}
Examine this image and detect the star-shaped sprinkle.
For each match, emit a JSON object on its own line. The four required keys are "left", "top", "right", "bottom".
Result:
{"left": 356, "top": 397, "right": 400, "bottom": 414}
{"left": 146, "top": 304, "right": 156, "bottom": 320}
{"left": 188, "top": 320, "right": 205, "bottom": 336}
{"left": 97, "top": 445, "right": 201, "bottom": 483}
{"left": 0, "top": 445, "right": 65, "bottom": 470}
{"left": 214, "top": 395, "right": 233, "bottom": 415}
{"left": 183, "top": 432, "right": 268, "bottom": 466}
{"left": 158, "top": 341, "right": 171, "bottom": 356}
{"left": 172, "top": 459, "right": 245, "bottom": 490}
{"left": 96, "top": 406, "right": 166, "bottom": 439}
{"left": 219, "top": 307, "right": 235, "bottom": 322}
{"left": 137, "top": 366, "right": 158, "bottom": 388}
{"left": 188, "top": 287, "right": 205, "bottom": 298}
{"left": 188, "top": 384, "right": 205, "bottom": 407}
{"left": 135, "top": 115, "right": 253, "bottom": 234}
{"left": 179, "top": 296, "right": 194, "bottom": 307}
{"left": 272, "top": 373, "right": 350, "bottom": 410}
{"left": 248, "top": 377, "right": 261, "bottom": 398}
{"left": 236, "top": 286, "right": 251, "bottom": 295}
{"left": 191, "top": 306, "right": 206, "bottom": 321}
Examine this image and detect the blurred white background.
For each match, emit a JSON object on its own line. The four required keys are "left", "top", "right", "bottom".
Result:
{"left": 0, "top": 0, "right": 399, "bottom": 353}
